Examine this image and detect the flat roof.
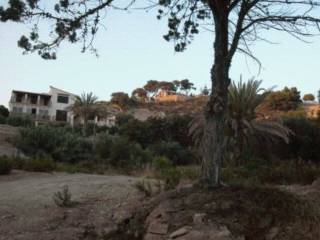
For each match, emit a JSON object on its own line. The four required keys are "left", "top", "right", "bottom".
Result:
{"left": 12, "top": 90, "right": 52, "bottom": 97}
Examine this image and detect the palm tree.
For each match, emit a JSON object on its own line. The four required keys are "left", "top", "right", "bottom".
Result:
{"left": 69, "top": 92, "right": 98, "bottom": 136}
{"left": 190, "top": 78, "right": 291, "bottom": 166}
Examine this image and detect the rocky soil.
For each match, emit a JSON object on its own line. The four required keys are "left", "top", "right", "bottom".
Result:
{"left": 0, "top": 170, "right": 141, "bottom": 240}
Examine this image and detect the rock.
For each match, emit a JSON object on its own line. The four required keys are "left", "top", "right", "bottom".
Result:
{"left": 144, "top": 233, "right": 165, "bottom": 240}
{"left": 182, "top": 224, "right": 235, "bottom": 240}
{"left": 169, "top": 226, "right": 191, "bottom": 239}
{"left": 148, "top": 223, "right": 169, "bottom": 235}
{"left": 266, "top": 227, "right": 279, "bottom": 240}
{"left": 193, "top": 213, "right": 206, "bottom": 226}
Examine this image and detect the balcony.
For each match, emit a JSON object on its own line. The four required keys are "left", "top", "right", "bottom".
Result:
{"left": 10, "top": 92, "right": 52, "bottom": 107}
{"left": 10, "top": 113, "right": 51, "bottom": 121}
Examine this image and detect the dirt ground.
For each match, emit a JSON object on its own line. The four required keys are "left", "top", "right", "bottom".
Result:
{"left": 0, "top": 170, "right": 140, "bottom": 240}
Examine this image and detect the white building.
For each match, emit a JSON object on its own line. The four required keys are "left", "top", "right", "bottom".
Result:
{"left": 9, "top": 86, "right": 117, "bottom": 127}
{"left": 9, "top": 86, "right": 76, "bottom": 125}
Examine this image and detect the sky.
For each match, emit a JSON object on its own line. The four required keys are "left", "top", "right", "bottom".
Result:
{"left": 0, "top": 4, "right": 320, "bottom": 107}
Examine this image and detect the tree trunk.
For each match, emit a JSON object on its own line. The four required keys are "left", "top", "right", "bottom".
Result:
{"left": 200, "top": 6, "right": 230, "bottom": 187}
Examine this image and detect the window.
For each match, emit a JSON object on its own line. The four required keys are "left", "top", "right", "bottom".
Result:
{"left": 56, "top": 110, "right": 67, "bottom": 122}
{"left": 57, "top": 95, "right": 69, "bottom": 104}
{"left": 31, "top": 108, "right": 37, "bottom": 115}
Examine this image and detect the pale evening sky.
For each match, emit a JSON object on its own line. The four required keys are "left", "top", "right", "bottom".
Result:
{"left": 0, "top": 7, "right": 320, "bottom": 107}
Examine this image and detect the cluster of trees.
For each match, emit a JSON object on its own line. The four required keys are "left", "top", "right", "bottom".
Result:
{"left": 132, "top": 79, "right": 196, "bottom": 101}
{"left": 265, "top": 87, "right": 302, "bottom": 111}
{"left": 109, "top": 79, "right": 196, "bottom": 107}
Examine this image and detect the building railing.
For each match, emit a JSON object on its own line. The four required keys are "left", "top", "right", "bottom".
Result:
{"left": 9, "top": 99, "right": 52, "bottom": 107}
{"left": 10, "top": 113, "right": 51, "bottom": 121}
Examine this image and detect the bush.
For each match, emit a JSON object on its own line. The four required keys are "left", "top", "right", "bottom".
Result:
{"left": 108, "top": 136, "right": 152, "bottom": 169}
{"left": 222, "top": 161, "right": 320, "bottom": 186}
{"left": 152, "top": 156, "right": 181, "bottom": 189}
{"left": 151, "top": 141, "right": 195, "bottom": 165}
{"left": 53, "top": 185, "right": 75, "bottom": 207}
{"left": 0, "top": 156, "right": 12, "bottom": 175}
{"left": 23, "top": 156, "right": 56, "bottom": 172}
{"left": 265, "top": 87, "right": 302, "bottom": 111}
{"left": 96, "top": 133, "right": 116, "bottom": 160}
{"left": 0, "top": 105, "right": 9, "bottom": 118}
{"left": 0, "top": 115, "right": 6, "bottom": 124}
{"left": 15, "top": 126, "right": 93, "bottom": 162}
{"left": 6, "top": 115, "right": 33, "bottom": 127}
{"left": 277, "top": 117, "right": 320, "bottom": 162}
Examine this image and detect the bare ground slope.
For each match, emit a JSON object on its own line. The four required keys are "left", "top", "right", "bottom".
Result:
{"left": 0, "top": 171, "right": 140, "bottom": 240}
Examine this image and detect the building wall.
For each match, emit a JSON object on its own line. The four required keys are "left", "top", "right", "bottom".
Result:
{"left": 48, "top": 87, "right": 76, "bottom": 122}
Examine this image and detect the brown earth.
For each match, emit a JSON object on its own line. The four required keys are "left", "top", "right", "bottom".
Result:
{"left": 0, "top": 170, "right": 141, "bottom": 240}
{"left": 107, "top": 184, "right": 320, "bottom": 240}
{"left": 1, "top": 170, "right": 320, "bottom": 240}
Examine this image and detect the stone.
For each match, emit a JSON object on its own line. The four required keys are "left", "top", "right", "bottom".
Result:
{"left": 169, "top": 226, "right": 191, "bottom": 239}
{"left": 266, "top": 227, "right": 279, "bottom": 240}
{"left": 193, "top": 213, "right": 207, "bottom": 226}
{"left": 144, "top": 233, "right": 165, "bottom": 240}
{"left": 148, "top": 222, "right": 169, "bottom": 235}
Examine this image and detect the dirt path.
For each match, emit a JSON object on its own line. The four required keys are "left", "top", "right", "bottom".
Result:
{"left": 0, "top": 170, "right": 140, "bottom": 240}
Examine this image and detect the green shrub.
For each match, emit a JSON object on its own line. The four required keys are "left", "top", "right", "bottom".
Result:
{"left": 0, "top": 105, "right": 9, "bottom": 118}
{"left": 6, "top": 115, "right": 33, "bottom": 127}
{"left": 152, "top": 156, "right": 181, "bottom": 189}
{"left": 24, "top": 156, "right": 56, "bottom": 172}
{"left": 96, "top": 133, "right": 114, "bottom": 159}
{"left": 0, "top": 156, "right": 12, "bottom": 175}
{"left": 0, "top": 115, "right": 6, "bottom": 124}
{"left": 53, "top": 185, "right": 75, "bottom": 207}
{"left": 151, "top": 141, "right": 195, "bottom": 165}
{"left": 108, "top": 136, "right": 152, "bottom": 169}
{"left": 177, "top": 165, "right": 200, "bottom": 181}
{"left": 222, "top": 161, "right": 320, "bottom": 186}
{"left": 134, "top": 179, "right": 154, "bottom": 197}
{"left": 278, "top": 117, "right": 320, "bottom": 162}
{"left": 15, "top": 126, "right": 93, "bottom": 162}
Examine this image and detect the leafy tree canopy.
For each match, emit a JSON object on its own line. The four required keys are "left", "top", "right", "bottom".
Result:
{"left": 303, "top": 93, "right": 315, "bottom": 101}
{"left": 0, "top": 105, "right": 9, "bottom": 118}
{"left": 266, "top": 87, "right": 302, "bottom": 111}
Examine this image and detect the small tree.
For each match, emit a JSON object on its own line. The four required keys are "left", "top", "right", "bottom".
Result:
{"left": 201, "top": 86, "right": 210, "bottom": 96}
{"left": 303, "top": 94, "right": 315, "bottom": 102}
{"left": 180, "top": 79, "right": 195, "bottom": 95}
{"left": 111, "top": 92, "right": 131, "bottom": 108}
{"left": 70, "top": 92, "right": 98, "bottom": 135}
{"left": 143, "top": 80, "right": 160, "bottom": 99}
{"left": 132, "top": 88, "right": 148, "bottom": 102}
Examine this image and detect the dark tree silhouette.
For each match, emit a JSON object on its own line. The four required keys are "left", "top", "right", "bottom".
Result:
{"left": 1, "top": 0, "right": 320, "bottom": 187}
{"left": 180, "top": 79, "right": 195, "bottom": 95}
{"left": 0, "top": 105, "right": 9, "bottom": 118}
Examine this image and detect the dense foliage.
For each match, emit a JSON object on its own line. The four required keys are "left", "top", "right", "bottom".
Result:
{"left": 0, "top": 105, "right": 9, "bottom": 118}
{"left": 15, "top": 126, "right": 93, "bottom": 162}
{"left": 0, "top": 156, "right": 13, "bottom": 175}
{"left": 265, "top": 87, "right": 302, "bottom": 111}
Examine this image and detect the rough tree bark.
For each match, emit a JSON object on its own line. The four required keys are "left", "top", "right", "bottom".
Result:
{"left": 201, "top": 3, "right": 231, "bottom": 187}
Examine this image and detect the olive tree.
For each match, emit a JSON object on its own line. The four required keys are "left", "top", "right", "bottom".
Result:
{"left": 1, "top": 0, "right": 320, "bottom": 187}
